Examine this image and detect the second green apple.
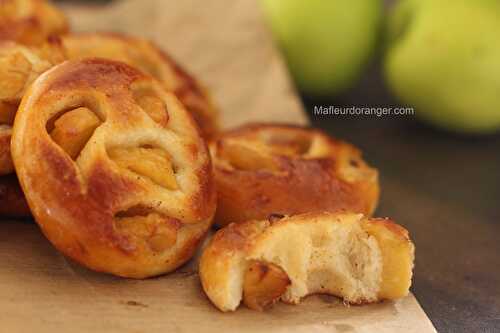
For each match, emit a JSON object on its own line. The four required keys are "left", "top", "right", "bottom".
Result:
{"left": 385, "top": 0, "right": 500, "bottom": 134}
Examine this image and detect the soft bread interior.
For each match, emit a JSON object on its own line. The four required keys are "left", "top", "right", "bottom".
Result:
{"left": 248, "top": 213, "right": 383, "bottom": 305}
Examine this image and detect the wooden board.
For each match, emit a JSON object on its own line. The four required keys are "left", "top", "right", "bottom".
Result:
{"left": 0, "top": 1, "right": 436, "bottom": 332}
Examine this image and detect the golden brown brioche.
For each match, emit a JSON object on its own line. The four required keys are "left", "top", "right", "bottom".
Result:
{"left": 61, "top": 32, "right": 218, "bottom": 139}
{"left": 200, "top": 212, "right": 415, "bottom": 312}
{"left": 0, "top": 39, "right": 65, "bottom": 175}
{"left": 210, "top": 124, "right": 380, "bottom": 227}
{"left": 0, "top": 174, "right": 30, "bottom": 217}
{"left": 0, "top": 0, "right": 68, "bottom": 45}
{"left": 11, "top": 58, "right": 217, "bottom": 278}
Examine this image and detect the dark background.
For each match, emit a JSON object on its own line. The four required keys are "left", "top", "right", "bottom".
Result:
{"left": 56, "top": 1, "right": 500, "bottom": 332}
{"left": 304, "top": 60, "right": 500, "bottom": 333}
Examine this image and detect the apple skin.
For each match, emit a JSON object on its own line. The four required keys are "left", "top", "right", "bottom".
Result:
{"left": 384, "top": 0, "right": 500, "bottom": 134}
{"left": 260, "top": 0, "right": 382, "bottom": 98}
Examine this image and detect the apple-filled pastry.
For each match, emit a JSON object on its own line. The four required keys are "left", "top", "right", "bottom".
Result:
{"left": 11, "top": 58, "right": 216, "bottom": 278}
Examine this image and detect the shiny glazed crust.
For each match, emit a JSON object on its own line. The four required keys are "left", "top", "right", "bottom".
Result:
{"left": 200, "top": 212, "right": 415, "bottom": 312}
{"left": 210, "top": 124, "right": 380, "bottom": 226}
{"left": 0, "top": 0, "right": 69, "bottom": 45}
{"left": 0, "top": 174, "right": 30, "bottom": 217}
{"left": 0, "top": 39, "right": 65, "bottom": 175}
{"left": 62, "top": 32, "right": 219, "bottom": 138}
{"left": 11, "top": 59, "right": 217, "bottom": 278}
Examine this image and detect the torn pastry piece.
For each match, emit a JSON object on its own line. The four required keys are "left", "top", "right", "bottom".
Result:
{"left": 200, "top": 212, "right": 414, "bottom": 312}
{"left": 0, "top": 39, "right": 65, "bottom": 175}
{"left": 0, "top": 0, "right": 69, "bottom": 45}
{"left": 210, "top": 123, "right": 380, "bottom": 227}
{"left": 11, "top": 59, "right": 216, "bottom": 278}
{"left": 0, "top": 174, "right": 30, "bottom": 217}
{"left": 62, "top": 32, "right": 218, "bottom": 138}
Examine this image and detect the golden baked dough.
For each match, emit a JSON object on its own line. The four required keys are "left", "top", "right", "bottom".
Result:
{"left": 0, "top": 39, "right": 65, "bottom": 175}
{"left": 62, "top": 32, "right": 218, "bottom": 138}
{"left": 0, "top": 174, "right": 30, "bottom": 217}
{"left": 200, "top": 212, "right": 415, "bottom": 312}
{"left": 11, "top": 58, "right": 217, "bottom": 278}
{"left": 210, "top": 124, "right": 380, "bottom": 227}
{"left": 0, "top": 0, "right": 68, "bottom": 45}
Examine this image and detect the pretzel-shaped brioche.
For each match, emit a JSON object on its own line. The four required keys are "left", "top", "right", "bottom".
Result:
{"left": 11, "top": 59, "right": 216, "bottom": 278}
{"left": 200, "top": 212, "right": 415, "bottom": 312}
{"left": 0, "top": 39, "right": 65, "bottom": 175}
{"left": 210, "top": 124, "right": 380, "bottom": 227}
{"left": 0, "top": 0, "right": 68, "bottom": 45}
{"left": 61, "top": 33, "right": 219, "bottom": 139}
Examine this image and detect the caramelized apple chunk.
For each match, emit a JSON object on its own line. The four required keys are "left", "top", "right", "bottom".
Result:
{"left": 218, "top": 140, "right": 278, "bottom": 172}
{"left": 133, "top": 91, "right": 168, "bottom": 126}
{"left": 49, "top": 107, "right": 101, "bottom": 159}
{"left": 0, "top": 50, "right": 32, "bottom": 100}
{"left": 362, "top": 219, "right": 414, "bottom": 299}
{"left": 116, "top": 212, "right": 178, "bottom": 252}
{"left": 109, "top": 147, "right": 178, "bottom": 190}
{"left": 243, "top": 260, "right": 291, "bottom": 311}
{"left": 264, "top": 137, "right": 312, "bottom": 157}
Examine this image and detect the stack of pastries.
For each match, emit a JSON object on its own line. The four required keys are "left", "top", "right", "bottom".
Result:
{"left": 1, "top": 0, "right": 415, "bottom": 313}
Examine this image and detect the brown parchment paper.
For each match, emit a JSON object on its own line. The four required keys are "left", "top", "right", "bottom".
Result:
{"left": 0, "top": 1, "right": 436, "bottom": 332}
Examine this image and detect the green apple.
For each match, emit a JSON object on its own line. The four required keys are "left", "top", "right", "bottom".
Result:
{"left": 260, "top": 0, "right": 382, "bottom": 98}
{"left": 384, "top": 0, "right": 500, "bottom": 134}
